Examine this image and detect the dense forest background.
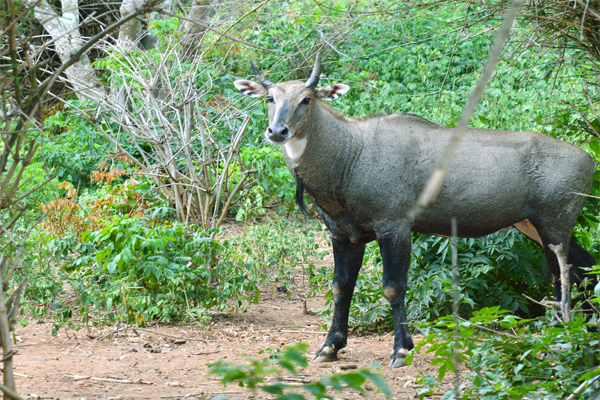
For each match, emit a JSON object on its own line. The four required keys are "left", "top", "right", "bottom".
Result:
{"left": 2, "top": 0, "right": 600, "bottom": 398}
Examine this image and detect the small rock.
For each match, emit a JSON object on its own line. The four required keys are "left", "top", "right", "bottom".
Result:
{"left": 276, "top": 285, "right": 288, "bottom": 293}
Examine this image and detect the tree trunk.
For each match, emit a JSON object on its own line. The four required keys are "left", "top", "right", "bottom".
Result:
{"left": 180, "top": 0, "right": 219, "bottom": 59}
{"left": 26, "top": 0, "right": 100, "bottom": 100}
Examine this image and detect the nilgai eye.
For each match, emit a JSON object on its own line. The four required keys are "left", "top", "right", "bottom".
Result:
{"left": 267, "top": 96, "right": 274, "bottom": 103}
{"left": 301, "top": 97, "right": 311, "bottom": 105}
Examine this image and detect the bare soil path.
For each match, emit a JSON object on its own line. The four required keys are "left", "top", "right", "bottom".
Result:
{"left": 12, "top": 291, "right": 442, "bottom": 400}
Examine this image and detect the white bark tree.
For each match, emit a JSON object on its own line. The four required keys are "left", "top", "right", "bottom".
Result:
{"left": 27, "top": 0, "right": 100, "bottom": 100}
{"left": 26, "top": 0, "right": 220, "bottom": 100}
{"left": 25, "top": 0, "right": 268, "bottom": 227}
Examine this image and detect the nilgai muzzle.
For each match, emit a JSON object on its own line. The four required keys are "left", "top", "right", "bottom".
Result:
{"left": 234, "top": 54, "right": 598, "bottom": 367}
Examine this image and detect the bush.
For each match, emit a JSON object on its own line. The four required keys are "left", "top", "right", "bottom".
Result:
{"left": 20, "top": 201, "right": 327, "bottom": 327}
{"left": 238, "top": 146, "right": 296, "bottom": 215}
{"left": 45, "top": 218, "right": 262, "bottom": 325}
{"left": 311, "top": 229, "right": 550, "bottom": 333}
{"left": 41, "top": 109, "right": 110, "bottom": 190}
{"left": 208, "top": 343, "right": 392, "bottom": 400}
{"left": 410, "top": 299, "right": 600, "bottom": 399}
{"left": 238, "top": 218, "right": 327, "bottom": 287}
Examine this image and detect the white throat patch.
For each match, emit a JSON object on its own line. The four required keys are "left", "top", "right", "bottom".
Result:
{"left": 283, "top": 136, "right": 307, "bottom": 160}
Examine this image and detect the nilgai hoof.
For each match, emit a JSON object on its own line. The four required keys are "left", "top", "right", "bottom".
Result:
{"left": 389, "top": 356, "right": 407, "bottom": 368}
{"left": 389, "top": 351, "right": 408, "bottom": 368}
{"left": 313, "top": 345, "right": 337, "bottom": 362}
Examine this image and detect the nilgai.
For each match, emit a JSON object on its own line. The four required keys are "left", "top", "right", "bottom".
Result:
{"left": 234, "top": 54, "right": 597, "bottom": 367}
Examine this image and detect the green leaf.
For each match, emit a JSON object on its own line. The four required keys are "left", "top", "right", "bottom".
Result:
{"left": 301, "top": 382, "right": 328, "bottom": 398}
{"left": 262, "top": 382, "right": 285, "bottom": 395}
{"left": 361, "top": 370, "right": 392, "bottom": 397}
{"left": 107, "top": 261, "right": 117, "bottom": 274}
{"left": 438, "top": 364, "right": 447, "bottom": 381}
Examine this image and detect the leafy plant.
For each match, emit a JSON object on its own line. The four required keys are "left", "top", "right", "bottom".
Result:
{"left": 238, "top": 146, "right": 296, "bottom": 214}
{"left": 311, "top": 228, "right": 549, "bottom": 333}
{"left": 40, "top": 108, "right": 111, "bottom": 190}
{"left": 23, "top": 212, "right": 327, "bottom": 327}
{"left": 410, "top": 301, "right": 600, "bottom": 399}
{"left": 58, "top": 217, "right": 263, "bottom": 325}
{"left": 237, "top": 217, "right": 327, "bottom": 287}
{"left": 208, "top": 343, "right": 392, "bottom": 400}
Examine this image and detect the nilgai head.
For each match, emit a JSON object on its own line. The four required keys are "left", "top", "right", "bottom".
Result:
{"left": 234, "top": 53, "right": 350, "bottom": 144}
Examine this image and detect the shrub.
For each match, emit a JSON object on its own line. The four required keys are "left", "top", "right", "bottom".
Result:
{"left": 311, "top": 229, "right": 550, "bottom": 333}
{"left": 410, "top": 300, "right": 600, "bottom": 399}
{"left": 48, "top": 218, "right": 262, "bottom": 325}
{"left": 21, "top": 210, "right": 327, "bottom": 327}
{"left": 208, "top": 343, "right": 392, "bottom": 400}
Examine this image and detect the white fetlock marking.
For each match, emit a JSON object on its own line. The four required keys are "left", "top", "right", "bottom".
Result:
{"left": 323, "top": 346, "right": 334, "bottom": 355}
{"left": 398, "top": 348, "right": 409, "bottom": 356}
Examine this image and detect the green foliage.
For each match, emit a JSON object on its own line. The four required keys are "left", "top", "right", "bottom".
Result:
{"left": 41, "top": 107, "right": 110, "bottom": 189}
{"left": 28, "top": 218, "right": 262, "bottom": 325}
{"left": 410, "top": 301, "right": 600, "bottom": 399}
{"left": 20, "top": 212, "right": 326, "bottom": 327}
{"left": 311, "top": 228, "right": 549, "bottom": 332}
{"left": 18, "top": 232, "right": 65, "bottom": 319}
{"left": 239, "top": 146, "right": 296, "bottom": 212}
{"left": 236, "top": 217, "right": 327, "bottom": 286}
{"left": 208, "top": 343, "right": 392, "bottom": 400}
{"left": 10, "top": 161, "right": 59, "bottom": 225}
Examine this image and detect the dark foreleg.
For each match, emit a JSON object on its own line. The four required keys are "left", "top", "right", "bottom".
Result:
{"left": 315, "top": 236, "right": 365, "bottom": 362}
{"left": 378, "top": 228, "right": 413, "bottom": 368}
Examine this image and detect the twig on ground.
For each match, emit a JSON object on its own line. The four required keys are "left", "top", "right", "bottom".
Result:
{"left": 63, "top": 374, "right": 91, "bottom": 381}
{"left": 134, "top": 327, "right": 206, "bottom": 341}
{"left": 279, "top": 330, "right": 328, "bottom": 335}
{"left": 192, "top": 350, "right": 220, "bottom": 355}
{"left": 94, "top": 328, "right": 127, "bottom": 341}
{"left": 160, "top": 393, "right": 202, "bottom": 399}
{"left": 76, "top": 346, "right": 89, "bottom": 358}
{"left": 90, "top": 377, "right": 133, "bottom": 384}
{"left": 64, "top": 375, "right": 154, "bottom": 385}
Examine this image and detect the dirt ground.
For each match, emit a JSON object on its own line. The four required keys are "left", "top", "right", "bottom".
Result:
{"left": 11, "top": 223, "right": 456, "bottom": 400}
{"left": 11, "top": 289, "right": 453, "bottom": 400}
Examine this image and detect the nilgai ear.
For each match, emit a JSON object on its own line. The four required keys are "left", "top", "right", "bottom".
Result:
{"left": 234, "top": 80, "right": 268, "bottom": 97}
{"left": 316, "top": 84, "right": 350, "bottom": 101}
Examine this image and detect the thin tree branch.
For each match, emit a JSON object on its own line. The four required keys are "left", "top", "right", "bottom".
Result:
{"left": 409, "top": 0, "right": 525, "bottom": 218}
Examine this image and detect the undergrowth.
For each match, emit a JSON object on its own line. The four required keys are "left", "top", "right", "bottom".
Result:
{"left": 208, "top": 343, "right": 392, "bottom": 400}
{"left": 410, "top": 299, "right": 600, "bottom": 399}
{"left": 310, "top": 228, "right": 549, "bottom": 334}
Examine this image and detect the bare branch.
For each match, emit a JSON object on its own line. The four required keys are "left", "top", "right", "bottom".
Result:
{"left": 409, "top": 0, "right": 524, "bottom": 218}
{"left": 153, "top": 8, "right": 275, "bottom": 53}
{"left": 549, "top": 243, "right": 573, "bottom": 323}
